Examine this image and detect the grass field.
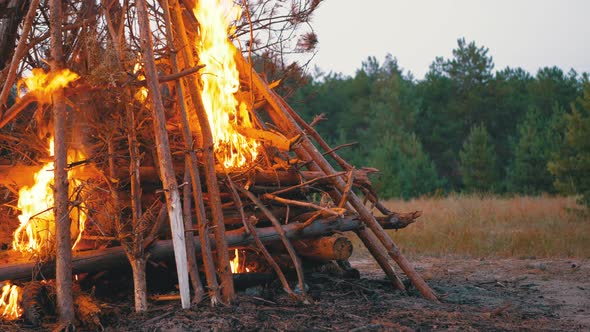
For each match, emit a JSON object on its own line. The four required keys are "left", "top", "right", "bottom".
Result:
{"left": 353, "top": 195, "right": 590, "bottom": 258}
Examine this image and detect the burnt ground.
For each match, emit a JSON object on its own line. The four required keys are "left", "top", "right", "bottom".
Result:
{"left": 2, "top": 256, "right": 589, "bottom": 331}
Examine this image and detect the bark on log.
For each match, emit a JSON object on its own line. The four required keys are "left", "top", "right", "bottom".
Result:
{"left": 220, "top": 206, "right": 296, "bottom": 225}
{"left": 0, "top": 165, "right": 325, "bottom": 188}
{"left": 0, "top": 216, "right": 363, "bottom": 281}
{"left": 376, "top": 211, "right": 422, "bottom": 230}
{"left": 136, "top": 0, "right": 190, "bottom": 309}
{"left": 293, "top": 236, "right": 353, "bottom": 261}
{"left": 49, "top": 0, "right": 75, "bottom": 324}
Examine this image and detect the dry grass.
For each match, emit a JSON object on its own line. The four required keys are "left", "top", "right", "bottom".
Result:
{"left": 352, "top": 195, "right": 590, "bottom": 258}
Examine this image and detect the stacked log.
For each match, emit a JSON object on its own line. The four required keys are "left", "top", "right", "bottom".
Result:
{"left": 0, "top": 0, "right": 438, "bottom": 319}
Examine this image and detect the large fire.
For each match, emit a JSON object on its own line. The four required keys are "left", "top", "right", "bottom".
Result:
{"left": 13, "top": 69, "right": 85, "bottom": 255}
{"left": 13, "top": 138, "right": 87, "bottom": 255}
{"left": 0, "top": 282, "right": 22, "bottom": 320}
{"left": 21, "top": 68, "right": 79, "bottom": 103}
{"left": 192, "top": 0, "right": 259, "bottom": 169}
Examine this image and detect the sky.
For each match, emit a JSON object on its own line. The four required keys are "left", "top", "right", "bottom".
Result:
{"left": 305, "top": 0, "right": 590, "bottom": 79}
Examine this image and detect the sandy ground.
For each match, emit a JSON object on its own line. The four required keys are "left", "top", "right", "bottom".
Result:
{"left": 2, "top": 256, "right": 588, "bottom": 331}
{"left": 109, "top": 256, "right": 590, "bottom": 331}
{"left": 354, "top": 256, "right": 590, "bottom": 331}
{"left": 409, "top": 256, "right": 590, "bottom": 330}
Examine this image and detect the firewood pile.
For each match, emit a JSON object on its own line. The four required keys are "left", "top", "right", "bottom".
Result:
{"left": 0, "top": 0, "right": 438, "bottom": 326}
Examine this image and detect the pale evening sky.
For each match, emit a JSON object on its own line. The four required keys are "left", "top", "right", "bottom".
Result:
{"left": 305, "top": 0, "right": 590, "bottom": 78}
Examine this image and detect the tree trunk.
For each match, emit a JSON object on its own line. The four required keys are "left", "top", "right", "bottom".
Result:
{"left": 130, "top": 256, "right": 148, "bottom": 312}
{"left": 49, "top": 0, "right": 75, "bottom": 324}
{"left": 135, "top": 0, "right": 190, "bottom": 309}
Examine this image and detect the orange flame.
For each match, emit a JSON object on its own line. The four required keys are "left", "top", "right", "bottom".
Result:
{"left": 230, "top": 249, "right": 241, "bottom": 273}
{"left": 0, "top": 282, "right": 22, "bottom": 320}
{"left": 13, "top": 138, "right": 87, "bottom": 255}
{"left": 21, "top": 68, "right": 79, "bottom": 103}
{"left": 192, "top": 0, "right": 259, "bottom": 169}
{"left": 230, "top": 249, "right": 251, "bottom": 273}
{"left": 133, "top": 55, "right": 149, "bottom": 102}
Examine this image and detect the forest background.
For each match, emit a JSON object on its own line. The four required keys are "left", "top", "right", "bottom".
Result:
{"left": 280, "top": 38, "right": 590, "bottom": 207}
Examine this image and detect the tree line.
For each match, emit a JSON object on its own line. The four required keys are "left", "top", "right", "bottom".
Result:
{"left": 288, "top": 38, "right": 590, "bottom": 206}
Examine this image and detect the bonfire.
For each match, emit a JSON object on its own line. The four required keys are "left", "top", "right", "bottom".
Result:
{"left": 0, "top": 0, "right": 436, "bottom": 328}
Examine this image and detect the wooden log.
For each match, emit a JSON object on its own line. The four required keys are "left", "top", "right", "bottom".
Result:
{"left": 136, "top": 0, "right": 190, "bottom": 309}
{"left": 163, "top": 0, "right": 208, "bottom": 305}
{"left": 237, "top": 127, "right": 301, "bottom": 151}
{"left": 293, "top": 236, "right": 353, "bottom": 261}
{"left": 0, "top": 165, "right": 325, "bottom": 188}
{"left": 167, "top": 0, "right": 235, "bottom": 304}
{"left": 182, "top": 163, "right": 205, "bottom": 304}
{"left": 220, "top": 206, "right": 300, "bottom": 225}
{"left": 0, "top": 216, "right": 363, "bottom": 281}
{"left": 49, "top": 0, "right": 75, "bottom": 324}
{"left": 376, "top": 211, "right": 422, "bottom": 230}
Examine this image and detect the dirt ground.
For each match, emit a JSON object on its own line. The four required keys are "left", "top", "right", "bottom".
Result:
{"left": 2, "top": 256, "right": 588, "bottom": 331}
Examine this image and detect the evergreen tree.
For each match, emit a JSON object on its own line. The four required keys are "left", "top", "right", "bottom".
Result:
{"left": 459, "top": 124, "right": 498, "bottom": 192}
{"left": 489, "top": 67, "right": 534, "bottom": 173}
{"left": 415, "top": 38, "right": 495, "bottom": 189}
{"left": 396, "top": 134, "right": 443, "bottom": 199}
{"left": 507, "top": 106, "right": 563, "bottom": 194}
{"left": 369, "top": 132, "right": 402, "bottom": 198}
{"left": 548, "top": 80, "right": 590, "bottom": 207}
{"left": 528, "top": 67, "right": 580, "bottom": 115}
{"left": 370, "top": 133, "right": 442, "bottom": 199}
{"left": 445, "top": 38, "right": 494, "bottom": 93}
